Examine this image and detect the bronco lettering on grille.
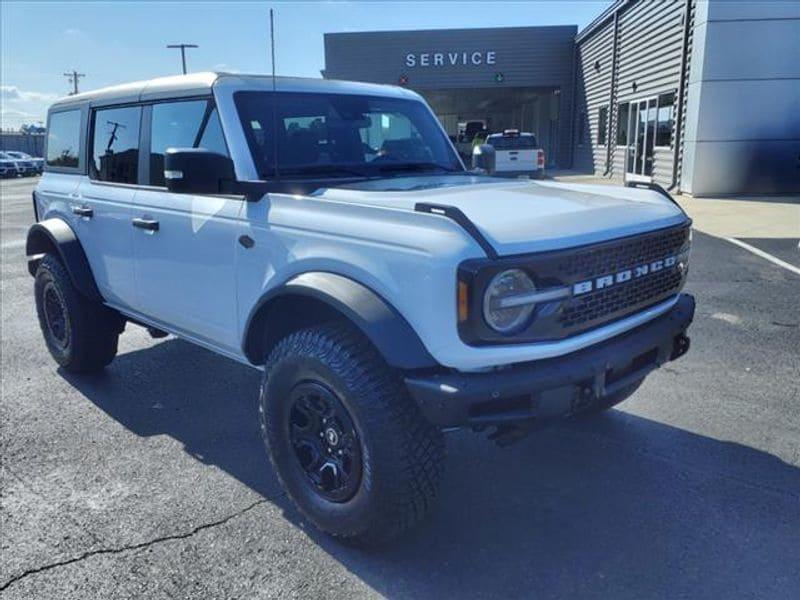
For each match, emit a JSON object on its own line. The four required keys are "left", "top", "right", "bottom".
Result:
{"left": 572, "top": 256, "right": 678, "bottom": 296}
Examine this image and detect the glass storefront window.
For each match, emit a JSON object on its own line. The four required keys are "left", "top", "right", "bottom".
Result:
{"left": 655, "top": 92, "right": 675, "bottom": 147}
{"left": 616, "top": 103, "right": 629, "bottom": 146}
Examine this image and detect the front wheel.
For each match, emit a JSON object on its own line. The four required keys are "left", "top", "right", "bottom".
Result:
{"left": 259, "top": 323, "right": 445, "bottom": 545}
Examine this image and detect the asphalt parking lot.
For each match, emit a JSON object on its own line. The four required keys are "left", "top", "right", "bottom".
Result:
{"left": 1, "top": 176, "right": 798, "bottom": 599}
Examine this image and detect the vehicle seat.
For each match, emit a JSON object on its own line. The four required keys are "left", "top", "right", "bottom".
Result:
{"left": 283, "top": 129, "right": 320, "bottom": 166}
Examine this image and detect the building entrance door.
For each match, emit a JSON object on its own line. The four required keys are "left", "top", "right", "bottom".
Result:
{"left": 626, "top": 97, "right": 657, "bottom": 181}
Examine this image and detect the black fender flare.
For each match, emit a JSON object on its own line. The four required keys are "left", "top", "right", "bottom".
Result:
{"left": 26, "top": 218, "right": 102, "bottom": 302}
{"left": 243, "top": 272, "right": 437, "bottom": 370}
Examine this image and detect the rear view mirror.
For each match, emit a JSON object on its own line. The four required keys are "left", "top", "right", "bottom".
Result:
{"left": 472, "top": 144, "right": 496, "bottom": 174}
{"left": 164, "top": 148, "right": 235, "bottom": 194}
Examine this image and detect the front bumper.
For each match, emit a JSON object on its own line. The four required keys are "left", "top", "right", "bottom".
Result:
{"left": 406, "top": 293, "right": 695, "bottom": 426}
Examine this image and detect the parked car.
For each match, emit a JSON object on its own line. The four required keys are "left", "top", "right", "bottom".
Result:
{"left": 480, "top": 129, "right": 546, "bottom": 178}
{"left": 0, "top": 152, "right": 21, "bottom": 178}
{"left": 27, "top": 73, "right": 694, "bottom": 545}
{"left": 4, "top": 151, "right": 43, "bottom": 175}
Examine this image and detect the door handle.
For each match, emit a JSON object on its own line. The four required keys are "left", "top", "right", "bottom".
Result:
{"left": 132, "top": 217, "right": 159, "bottom": 232}
{"left": 71, "top": 205, "right": 93, "bottom": 218}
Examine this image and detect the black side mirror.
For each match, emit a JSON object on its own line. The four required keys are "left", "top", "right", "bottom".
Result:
{"left": 164, "top": 148, "right": 235, "bottom": 194}
{"left": 472, "top": 144, "right": 496, "bottom": 174}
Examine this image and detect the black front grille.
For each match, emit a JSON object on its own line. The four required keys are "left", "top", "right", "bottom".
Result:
{"left": 457, "top": 222, "right": 691, "bottom": 346}
{"left": 560, "top": 268, "right": 684, "bottom": 328}
{"left": 556, "top": 225, "right": 690, "bottom": 332}
{"left": 555, "top": 226, "right": 690, "bottom": 279}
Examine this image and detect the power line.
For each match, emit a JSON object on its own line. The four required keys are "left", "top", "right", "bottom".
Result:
{"left": 63, "top": 70, "right": 85, "bottom": 95}
{"left": 166, "top": 43, "right": 198, "bottom": 74}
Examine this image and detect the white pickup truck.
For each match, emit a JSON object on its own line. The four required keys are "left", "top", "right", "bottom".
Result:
{"left": 483, "top": 129, "right": 546, "bottom": 178}
{"left": 27, "top": 73, "right": 694, "bottom": 545}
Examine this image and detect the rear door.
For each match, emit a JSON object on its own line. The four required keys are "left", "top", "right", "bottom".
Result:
{"left": 75, "top": 104, "right": 141, "bottom": 309}
{"left": 131, "top": 98, "right": 242, "bottom": 352}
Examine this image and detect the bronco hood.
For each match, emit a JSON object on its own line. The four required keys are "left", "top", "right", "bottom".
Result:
{"left": 317, "top": 176, "right": 689, "bottom": 256}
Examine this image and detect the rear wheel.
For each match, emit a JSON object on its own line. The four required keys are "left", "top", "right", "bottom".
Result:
{"left": 259, "top": 322, "right": 445, "bottom": 545}
{"left": 34, "top": 254, "right": 121, "bottom": 373}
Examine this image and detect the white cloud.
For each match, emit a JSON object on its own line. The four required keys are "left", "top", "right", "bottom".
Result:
{"left": 1, "top": 85, "right": 59, "bottom": 103}
{"left": 1, "top": 86, "right": 59, "bottom": 129}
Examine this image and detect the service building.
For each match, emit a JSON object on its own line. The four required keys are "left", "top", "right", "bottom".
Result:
{"left": 324, "top": 0, "right": 800, "bottom": 196}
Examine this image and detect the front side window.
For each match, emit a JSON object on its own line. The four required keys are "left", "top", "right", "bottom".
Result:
{"left": 46, "top": 110, "right": 81, "bottom": 168}
{"left": 235, "top": 91, "right": 462, "bottom": 179}
{"left": 149, "top": 99, "right": 228, "bottom": 186}
{"left": 90, "top": 106, "right": 141, "bottom": 184}
{"left": 597, "top": 106, "right": 608, "bottom": 146}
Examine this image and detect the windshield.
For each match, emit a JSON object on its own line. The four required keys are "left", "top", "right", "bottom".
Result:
{"left": 234, "top": 91, "right": 463, "bottom": 179}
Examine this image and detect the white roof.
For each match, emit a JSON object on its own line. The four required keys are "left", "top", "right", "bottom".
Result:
{"left": 50, "top": 72, "right": 419, "bottom": 110}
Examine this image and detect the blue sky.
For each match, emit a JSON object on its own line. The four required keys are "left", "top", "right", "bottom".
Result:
{"left": 1, "top": 1, "right": 610, "bottom": 128}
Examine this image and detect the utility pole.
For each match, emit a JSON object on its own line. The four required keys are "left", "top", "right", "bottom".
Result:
{"left": 105, "top": 120, "right": 126, "bottom": 152}
{"left": 63, "top": 70, "right": 85, "bottom": 95}
{"left": 166, "top": 43, "right": 198, "bottom": 74}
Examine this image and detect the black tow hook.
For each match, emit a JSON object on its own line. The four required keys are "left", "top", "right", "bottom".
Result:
{"left": 671, "top": 334, "right": 691, "bottom": 361}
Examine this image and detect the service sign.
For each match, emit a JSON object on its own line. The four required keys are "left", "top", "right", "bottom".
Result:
{"left": 405, "top": 51, "right": 497, "bottom": 68}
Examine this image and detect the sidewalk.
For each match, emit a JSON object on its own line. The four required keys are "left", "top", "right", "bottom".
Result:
{"left": 549, "top": 171, "right": 800, "bottom": 240}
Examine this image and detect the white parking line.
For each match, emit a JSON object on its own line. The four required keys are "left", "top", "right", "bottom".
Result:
{"left": 723, "top": 237, "right": 800, "bottom": 277}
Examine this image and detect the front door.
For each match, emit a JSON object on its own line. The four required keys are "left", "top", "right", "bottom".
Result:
{"left": 132, "top": 99, "right": 242, "bottom": 352}
{"left": 625, "top": 97, "right": 657, "bottom": 182}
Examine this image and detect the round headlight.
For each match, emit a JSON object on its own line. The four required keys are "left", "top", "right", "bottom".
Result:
{"left": 482, "top": 269, "right": 537, "bottom": 334}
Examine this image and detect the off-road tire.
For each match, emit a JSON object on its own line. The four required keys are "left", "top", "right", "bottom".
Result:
{"left": 259, "top": 322, "right": 445, "bottom": 546}
{"left": 34, "top": 254, "right": 120, "bottom": 373}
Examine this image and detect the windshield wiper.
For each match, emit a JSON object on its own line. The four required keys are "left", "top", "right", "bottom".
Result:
{"left": 374, "top": 162, "right": 461, "bottom": 174}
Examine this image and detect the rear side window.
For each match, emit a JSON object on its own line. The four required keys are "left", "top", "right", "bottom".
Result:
{"left": 90, "top": 106, "right": 141, "bottom": 184}
{"left": 488, "top": 135, "right": 537, "bottom": 150}
{"left": 149, "top": 100, "right": 228, "bottom": 187}
{"left": 46, "top": 110, "right": 81, "bottom": 168}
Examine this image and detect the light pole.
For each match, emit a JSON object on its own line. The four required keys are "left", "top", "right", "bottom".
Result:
{"left": 166, "top": 43, "right": 198, "bottom": 74}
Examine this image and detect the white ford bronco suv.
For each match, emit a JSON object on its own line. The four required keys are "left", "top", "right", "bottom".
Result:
{"left": 28, "top": 73, "right": 694, "bottom": 544}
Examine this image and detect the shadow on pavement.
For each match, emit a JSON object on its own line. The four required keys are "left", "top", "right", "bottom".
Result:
{"left": 61, "top": 338, "right": 800, "bottom": 599}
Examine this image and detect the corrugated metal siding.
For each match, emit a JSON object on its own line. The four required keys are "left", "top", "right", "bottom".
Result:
{"left": 613, "top": 0, "right": 685, "bottom": 182}
{"left": 675, "top": 0, "right": 695, "bottom": 190}
{"left": 575, "top": 0, "right": 688, "bottom": 182}
{"left": 573, "top": 21, "right": 614, "bottom": 173}
{"left": 653, "top": 147, "right": 674, "bottom": 185}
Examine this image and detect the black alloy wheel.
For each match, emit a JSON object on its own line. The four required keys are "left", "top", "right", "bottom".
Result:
{"left": 287, "top": 381, "right": 362, "bottom": 502}
{"left": 42, "top": 281, "right": 70, "bottom": 350}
